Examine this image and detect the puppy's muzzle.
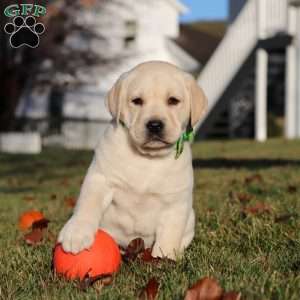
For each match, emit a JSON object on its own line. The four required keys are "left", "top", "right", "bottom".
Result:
{"left": 146, "top": 120, "right": 164, "bottom": 136}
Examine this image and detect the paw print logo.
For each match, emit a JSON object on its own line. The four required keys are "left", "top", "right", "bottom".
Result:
{"left": 4, "top": 16, "right": 45, "bottom": 48}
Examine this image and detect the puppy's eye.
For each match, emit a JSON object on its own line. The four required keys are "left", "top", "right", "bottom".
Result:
{"left": 132, "top": 98, "right": 143, "bottom": 106}
{"left": 168, "top": 97, "right": 180, "bottom": 105}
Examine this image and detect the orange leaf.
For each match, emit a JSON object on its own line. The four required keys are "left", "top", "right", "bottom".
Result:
{"left": 18, "top": 210, "right": 44, "bottom": 231}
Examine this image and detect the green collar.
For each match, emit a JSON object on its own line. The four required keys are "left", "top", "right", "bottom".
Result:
{"left": 175, "top": 128, "right": 194, "bottom": 159}
{"left": 118, "top": 120, "right": 194, "bottom": 159}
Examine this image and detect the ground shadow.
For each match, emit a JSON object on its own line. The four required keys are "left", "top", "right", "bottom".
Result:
{"left": 192, "top": 158, "right": 300, "bottom": 169}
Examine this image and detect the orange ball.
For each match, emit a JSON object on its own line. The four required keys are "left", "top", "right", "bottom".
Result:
{"left": 18, "top": 210, "right": 44, "bottom": 231}
{"left": 53, "top": 230, "right": 121, "bottom": 280}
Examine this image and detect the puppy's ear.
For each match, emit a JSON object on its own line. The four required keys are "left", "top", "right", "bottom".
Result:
{"left": 105, "top": 72, "right": 129, "bottom": 123}
{"left": 185, "top": 74, "right": 208, "bottom": 127}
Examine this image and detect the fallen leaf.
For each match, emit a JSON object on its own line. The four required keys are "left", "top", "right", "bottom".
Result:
{"left": 127, "top": 237, "right": 145, "bottom": 253}
{"left": 122, "top": 238, "right": 145, "bottom": 262}
{"left": 24, "top": 228, "right": 44, "bottom": 245}
{"left": 60, "top": 178, "right": 69, "bottom": 187}
{"left": 274, "top": 213, "right": 298, "bottom": 223}
{"left": 138, "top": 277, "right": 159, "bottom": 300}
{"left": 23, "top": 196, "right": 35, "bottom": 202}
{"left": 140, "top": 248, "right": 156, "bottom": 262}
{"left": 184, "top": 277, "right": 223, "bottom": 300}
{"left": 32, "top": 218, "right": 50, "bottom": 230}
{"left": 138, "top": 248, "right": 170, "bottom": 265}
{"left": 222, "top": 291, "right": 241, "bottom": 300}
{"left": 244, "top": 174, "right": 263, "bottom": 185}
{"left": 243, "top": 202, "right": 272, "bottom": 215}
{"left": 23, "top": 217, "right": 50, "bottom": 246}
{"left": 64, "top": 196, "right": 76, "bottom": 208}
{"left": 18, "top": 210, "right": 45, "bottom": 231}
{"left": 93, "top": 275, "right": 113, "bottom": 293}
{"left": 236, "top": 193, "right": 252, "bottom": 203}
{"left": 287, "top": 185, "right": 297, "bottom": 193}
{"left": 79, "top": 272, "right": 113, "bottom": 291}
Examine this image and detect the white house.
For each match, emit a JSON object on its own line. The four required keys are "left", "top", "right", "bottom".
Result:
{"left": 196, "top": 0, "right": 300, "bottom": 140}
{"left": 16, "top": 0, "right": 200, "bottom": 149}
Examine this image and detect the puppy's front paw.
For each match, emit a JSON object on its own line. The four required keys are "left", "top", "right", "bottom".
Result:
{"left": 151, "top": 244, "right": 178, "bottom": 261}
{"left": 57, "top": 217, "right": 97, "bottom": 254}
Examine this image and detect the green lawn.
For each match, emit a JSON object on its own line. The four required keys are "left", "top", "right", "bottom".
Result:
{"left": 0, "top": 139, "right": 299, "bottom": 299}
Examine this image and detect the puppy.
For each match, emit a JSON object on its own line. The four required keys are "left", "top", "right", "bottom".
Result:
{"left": 58, "top": 61, "right": 207, "bottom": 260}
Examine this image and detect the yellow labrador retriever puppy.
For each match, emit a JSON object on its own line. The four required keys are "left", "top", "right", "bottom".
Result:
{"left": 58, "top": 61, "right": 207, "bottom": 259}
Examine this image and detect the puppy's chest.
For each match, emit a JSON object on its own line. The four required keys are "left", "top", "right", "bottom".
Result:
{"left": 98, "top": 140, "right": 193, "bottom": 196}
{"left": 108, "top": 167, "right": 168, "bottom": 196}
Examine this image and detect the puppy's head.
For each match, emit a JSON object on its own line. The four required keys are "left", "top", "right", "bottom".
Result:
{"left": 106, "top": 61, "right": 207, "bottom": 156}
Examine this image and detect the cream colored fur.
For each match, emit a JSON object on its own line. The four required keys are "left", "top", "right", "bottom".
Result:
{"left": 58, "top": 61, "right": 207, "bottom": 259}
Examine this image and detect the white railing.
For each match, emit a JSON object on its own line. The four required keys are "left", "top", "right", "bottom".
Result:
{"left": 197, "top": 0, "right": 287, "bottom": 129}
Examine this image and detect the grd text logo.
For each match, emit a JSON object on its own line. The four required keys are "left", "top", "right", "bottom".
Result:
{"left": 4, "top": 4, "right": 47, "bottom": 48}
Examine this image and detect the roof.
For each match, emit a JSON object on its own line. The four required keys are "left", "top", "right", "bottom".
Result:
{"left": 174, "top": 21, "right": 227, "bottom": 67}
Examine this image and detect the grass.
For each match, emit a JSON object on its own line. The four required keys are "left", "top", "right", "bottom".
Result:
{"left": 0, "top": 139, "right": 299, "bottom": 299}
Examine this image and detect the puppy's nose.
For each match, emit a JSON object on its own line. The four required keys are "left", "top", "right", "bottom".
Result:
{"left": 146, "top": 120, "right": 164, "bottom": 134}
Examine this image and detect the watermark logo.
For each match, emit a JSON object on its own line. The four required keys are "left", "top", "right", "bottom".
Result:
{"left": 3, "top": 4, "right": 46, "bottom": 48}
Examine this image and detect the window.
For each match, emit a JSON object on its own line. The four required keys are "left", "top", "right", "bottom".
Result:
{"left": 124, "top": 20, "right": 137, "bottom": 48}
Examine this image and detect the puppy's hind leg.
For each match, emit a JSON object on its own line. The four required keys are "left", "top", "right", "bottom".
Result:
{"left": 180, "top": 210, "right": 195, "bottom": 252}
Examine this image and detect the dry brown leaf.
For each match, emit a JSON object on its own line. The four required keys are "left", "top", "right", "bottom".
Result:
{"left": 184, "top": 277, "right": 223, "bottom": 300}
{"left": 274, "top": 213, "right": 298, "bottom": 223}
{"left": 64, "top": 196, "right": 76, "bottom": 208}
{"left": 122, "top": 238, "right": 145, "bottom": 262}
{"left": 138, "top": 248, "right": 170, "bottom": 265}
{"left": 139, "top": 248, "right": 159, "bottom": 263}
{"left": 79, "top": 273, "right": 113, "bottom": 291}
{"left": 138, "top": 277, "right": 159, "bottom": 300}
{"left": 23, "top": 196, "right": 35, "bottom": 202}
{"left": 236, "top": 193, "right": 252, "bottom": 203}
{"left": 24, "top": 228, "right": 44, "bottom": 245}
{"left": 244, "top": 174, "right": 263, "bottom": 185}
{"left": 32, "top": 218, "right": 49, "bottom": 230}
{"left": 287, "top": 185, "right": 297, "bottom": 194}
{"left": 222, "top": 291, "right": 241, "bottom": 300}
{"left": 60, "top": 178, "right": 69, "bottom": 187}
{"left": 23, "top": 218, "right": 49, "bottom": 245}
{"left": 243, "top": 202, "right": 272, "bottom": 215}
